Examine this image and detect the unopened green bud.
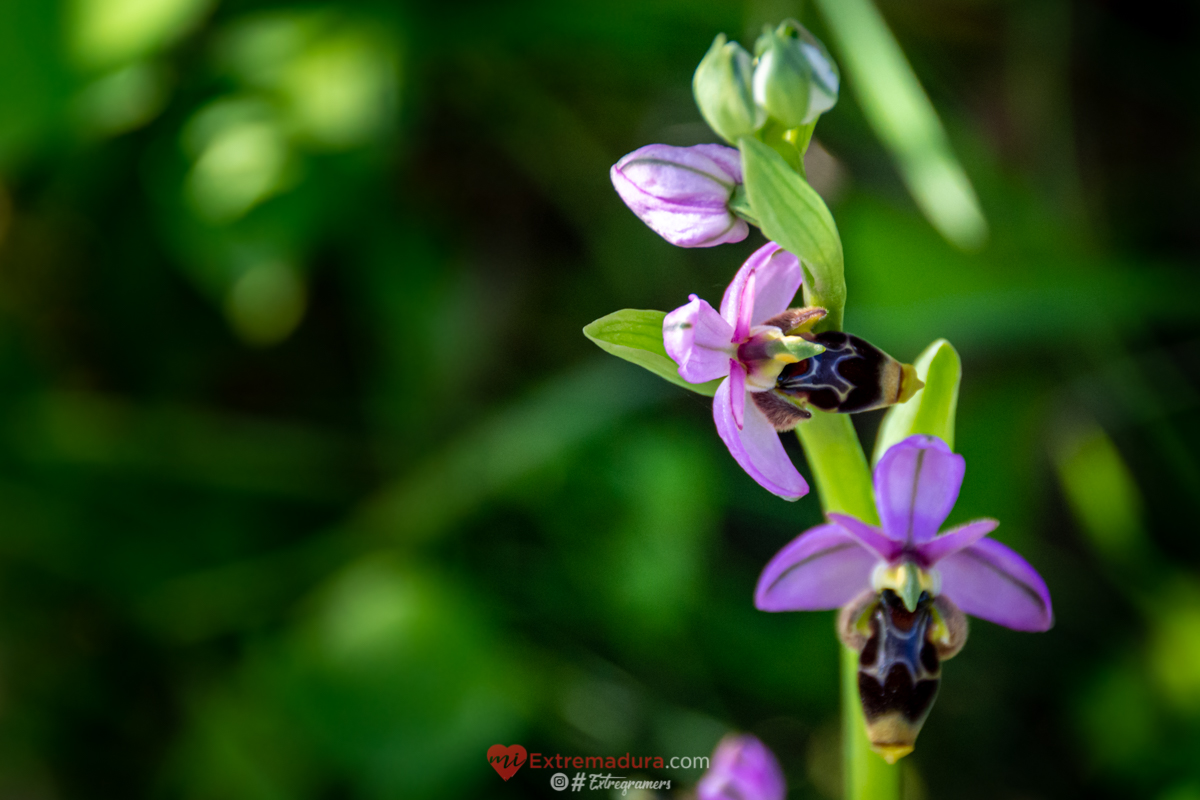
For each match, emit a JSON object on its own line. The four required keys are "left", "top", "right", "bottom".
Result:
{"left": 693, "top": 34, "right": 764, "bottom": 144}
{"left": 752, "top": 20, "right": 839, "bottom": 128}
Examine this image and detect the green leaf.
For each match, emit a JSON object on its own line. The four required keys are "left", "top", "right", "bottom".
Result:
{"left": 872, "top": 338, "right": 961, "bottom": 463}
{"left": 739, "top": 136, "right": 846, "bottom": 330}
{"left": 583, "top": 309, "right": 721, "bottom": 397}
{"left": 813, "top": 0, "right": 987, "bottom": 250}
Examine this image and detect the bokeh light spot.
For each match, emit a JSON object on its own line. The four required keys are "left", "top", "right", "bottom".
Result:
{"left": 225, "top": 261, "right": 307, "bottom": 346}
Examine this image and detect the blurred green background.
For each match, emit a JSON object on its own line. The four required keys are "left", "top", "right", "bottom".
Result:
{"left": 0, "top": 0, "right": 1198, "bottom": 797}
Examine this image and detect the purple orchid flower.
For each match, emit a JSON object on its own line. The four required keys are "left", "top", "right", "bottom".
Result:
{"left": 610, "top": 143, "right": 749, "bottom": 248}
{"left": 663, "top": 241, "right": 824, "bottom": 500}
{"left": 755, "top": 434, "right": 1053, "bottom": 632}
{"left": 697, "top": 734, "right": 786, "bottom": 800}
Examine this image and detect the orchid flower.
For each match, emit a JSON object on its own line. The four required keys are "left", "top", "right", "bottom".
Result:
{"left": 697, "top": 734, "right": 785, "bottom": 800}
{"left": 610, "top": 143, "right": 749, "bottom": 248}
{"left": 662, "top": 242, "right": 827, "bottom": 500}
{"left": 755, "top": 434, "right": 1051, "bottom": 760}
{"left": 755, "top": 434, "right": 1053, "bottom": 630}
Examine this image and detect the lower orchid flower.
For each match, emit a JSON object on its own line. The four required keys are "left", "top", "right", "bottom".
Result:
{"left": 697, "top": 734, "right": 785, "bottom": 800}
{"left": 662, "top": 241, "right": 826, "bottom": 500}
{"left": 754, "top": 434, "right": 1053, "bottom": 761}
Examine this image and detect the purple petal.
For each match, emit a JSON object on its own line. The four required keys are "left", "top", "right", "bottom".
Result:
{"left": 690, "top": 143, "right": 745, "bottom": 183}
{"left": 663, "top": 295, "right": 735, "bottom": 383}
{"left": 827, "top": 513, "right": 904, "bottom": 562}
{"left": 714, "top": 376, "right": 809, "bottom": 500}
{"left": 915, "top": 518, "right": 999, "bottom": 565}
{"left": 874, "top": 435, "right": 965, "bottom": 545}
{"left": 719, "top": 243, "right": 803, "bottom": 334}
{"left": 615, "top": 143, "right": 742, "bottom": 193}
{"left": 611, "top": 144, "right": 749, "bottom": 248}
{"left": 937, "top": 537, "right": 1053, "bottom": 631}
{"left": 755, "top": 523, "right": 878, "bottom": 610}
{"left": 729, "top": 360, "right": 747, "bottom": 429}
{"left": 698, "top": 734, "right": 786, "bottom": 800}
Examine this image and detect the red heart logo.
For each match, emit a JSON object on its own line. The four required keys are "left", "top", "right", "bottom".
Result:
{"left": 487, "top": 744, "right": 527, "bottom": 781}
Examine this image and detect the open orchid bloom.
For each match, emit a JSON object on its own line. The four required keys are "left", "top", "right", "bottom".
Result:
{"left": 610, "top": 143, "right": 749, "bottom": 248}
{"left": 754, "top": 434, "right": 1052, "bottom": 761}
{"left": 662, "top": 242, "right": 827, "bottom": 500}
{"left": 697, "top": 734, "right": 786, "bottom": 800}
{"left": 754, "top": 434, "right": 1052, "bottom": 628}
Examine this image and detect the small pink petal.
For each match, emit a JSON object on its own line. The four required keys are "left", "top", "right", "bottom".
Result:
{"left": 732, "top": 271, "right": 757, "bottom": 343}
{"left": 874, "top": 435, "right": 965, "bottom": 545}
{"left": 755, "top": 523, "right": 878, "bottom": 610}
{"left": 663, "top": 295, "right": 735, "bottom": 383}
{"left": 729, "top": 360, "right": 746, "bottom": 430}
{"left": 915, "top": 518, "right": 999, "bottom": 565}
{"left": 714, "top": 376, "right": 809, "bottom": 500}
{"left": 719, "top": 242, "right": 803, "bottom": 331}
{"left": 937, "top": 537, "right": 1053, "bottom": 631}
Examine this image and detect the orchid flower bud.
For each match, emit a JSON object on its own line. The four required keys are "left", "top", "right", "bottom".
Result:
{"left": 693, "top": 34, "right": 765, "bottom": 144}
{"left": 610, "top": 143, "right": 749, "bottom": 247}
{"left": 752, "top": 20, "right": 840, "bottom": 128}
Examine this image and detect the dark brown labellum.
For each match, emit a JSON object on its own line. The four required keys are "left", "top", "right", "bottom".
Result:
{"left": 775, "top": 331, "right": 917, "bottom": 414}
{"left": 856, "top": 590, "right": 941, "bottom": 763}
{"left": 837, "top": 588, "right": 968, "bottom": 761}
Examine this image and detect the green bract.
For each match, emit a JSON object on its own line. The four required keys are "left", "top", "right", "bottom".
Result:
{"left": 693, "top": 34, "right": 764, "bottom": 144}
{"left": 583, "top": 309, "right": 721, "bottom": 396}
{"left": 739, "top": 136, "right": 846, "bottom": 330}
{"left": 873, "top": 338, "right": 961, "bottom": 461}
{"left": 753, "top": 20, "right": 840, "bottom": 129}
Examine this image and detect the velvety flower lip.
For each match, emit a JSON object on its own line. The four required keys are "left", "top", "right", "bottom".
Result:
{"left": 610, "top": 143, "right": 750, "bottom": 247}
{"left": 663, "top": 242, "right": 810, "bottom": 500}
{"left": 697, "top": 734, "right": 786, "bottom": 800}
{"left": 754, "top": 434, "right": 1053, "bottom": 631}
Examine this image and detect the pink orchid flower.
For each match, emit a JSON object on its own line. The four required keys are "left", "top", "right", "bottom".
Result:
{"left": 663, "top": 242, "right": 821, "bottom": 500}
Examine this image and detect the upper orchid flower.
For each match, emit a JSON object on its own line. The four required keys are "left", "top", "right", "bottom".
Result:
{"left": 755, "top": 434, "right": 1052, "bottom": 760}
{"left": 610, "top": 143, "right": 749, "bottom": 248}
{"left": 663, "top": 242, "right": 826, "bottom": 500}
{"left": 697, "top": 734, "right": 785, "bottom": 800}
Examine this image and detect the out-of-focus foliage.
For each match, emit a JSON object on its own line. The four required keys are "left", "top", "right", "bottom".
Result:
{"left": 0, "top": 0, "right": 1197, "bottom": 798}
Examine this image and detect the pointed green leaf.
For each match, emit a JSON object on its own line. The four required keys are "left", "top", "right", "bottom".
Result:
{"left": 872, "top": 338, "right": 961, "bottom": 463}
{"left": 813, "top": 0, "right": 987, "bottom": 250}
{"left": 583, "top": 309, "right": 721, "bottom": 397}
{"left": 739, "top": 136, "right": 846, "bottom": 330}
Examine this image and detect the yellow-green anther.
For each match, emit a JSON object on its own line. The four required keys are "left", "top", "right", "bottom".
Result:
{"left": 774, "top": 335, "right": 824, "bottom": 363}
{"left": 740, "top": 329, "right": 825, "bottom": 389}
{"left": 898, "top": 565, "right": 921, "bottom": 611}
{"left": 871, "top": 561, "right": 940, "bottom": 612}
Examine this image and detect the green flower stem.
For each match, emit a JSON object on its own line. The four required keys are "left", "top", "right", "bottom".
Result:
{"left": 796, "top": 411, "right": 900, "bottom": 800}
{"left": 795, "top": 412, "right": 875, "bottom": 522}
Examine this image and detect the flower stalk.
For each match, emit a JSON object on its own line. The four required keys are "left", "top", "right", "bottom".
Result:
{"left": 795, "top": 411, "right": 901, "bottom": 800}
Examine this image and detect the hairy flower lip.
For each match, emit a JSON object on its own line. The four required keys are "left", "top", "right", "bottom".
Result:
{"left": 754, "top": 434, "right": 1054, "bottom": 632}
